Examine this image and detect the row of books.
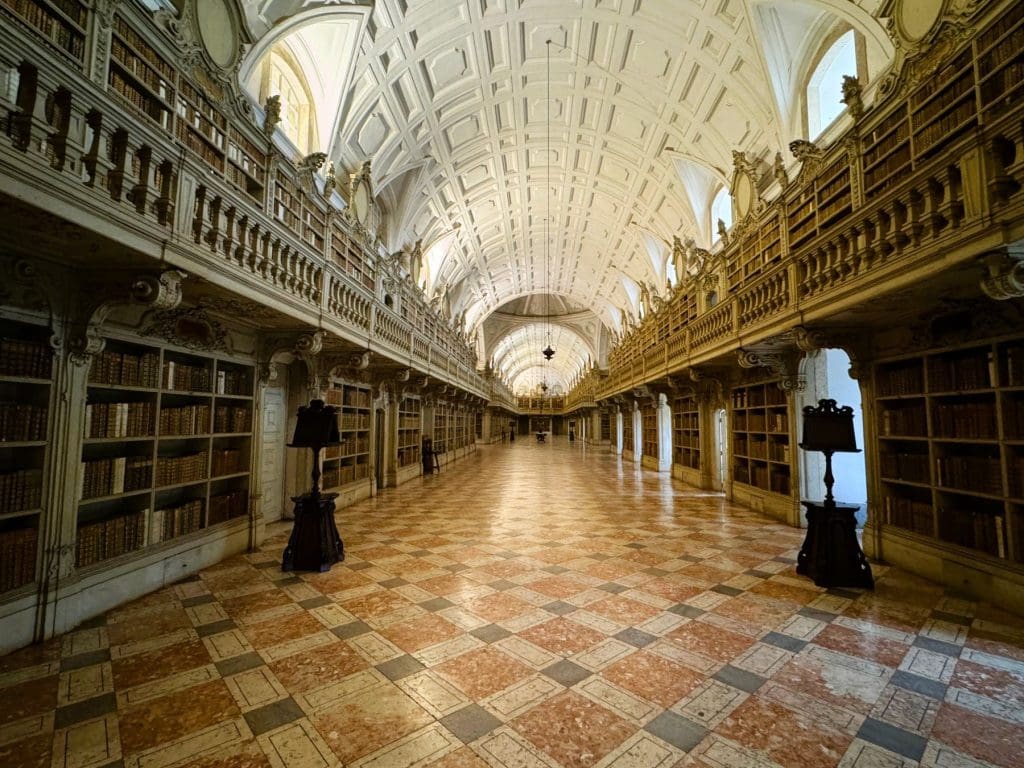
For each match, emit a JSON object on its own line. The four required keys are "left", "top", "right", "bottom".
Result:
{"left": 86, "top": 401, "right": 153, "bottom": 439}
{"left": 935, "top": 455, "right": 1003, "bottom": 495}
{"left": 151, "top": 499, "right": 202, "bottom": 544}
{"left": 211, "top": 449, "right": 245, "bottom": 476}
{"left": 864, "top": 146, "right": 911, "bottom": 195}
{"left": 878, "top": 364, "right": 923, "bottom": 396}
{"left": 110, "top": 38, "right": 170, "bottom": 99}
{"left": 938, "top": 508, "right": 1006, "bottom": 559}
{"left": 879, "top": 406, "right": 927, "bottom": 437}
{"left": 163, "top": 361, "right": 211, "bottom": 393}
{"left": 978, "top": 1, "right": 1024, "bottom": 52}
{"left": 89, "top": 349, "right": 160, "bottom": 388}
{"left": 155, "top": 452, "right": 207, "bottom": 487}
{"left": 113, "top": 14, "right": 174, "bottom": 79}
{"left": 323, "top": 461, "right": 370, "bottom": 489}
{"left": 109, "top": 70, "right": 171, "bottom": 127}
{"left": 731, "top": 388, "right": 786, "bottom": 408}
{"left": 675, "top": 448, "right": 700, "bottom": 469}
{"left": 983, "top": 62, "right": 1024, "bottom": 118}
{"left": 0, "top": 337, "right": 52, "bottom": 378}
{"left": 0, "top": 525, "right": 37, "bottom": 592}
{"left": 216, "top": 369, "right": 251, "bottom": 396}
{"left": 884, "top": 494, "right": 934, "bottom": 536}
{"left": 159, "top": 404, "right": 210, "bottom": 436}
{"left": 208, "top": 490, "right": 247, "bottom": 526}
{"left": 5, "top": 0, "right": 85, "bottom": 56}
{"left": 913, "top": 99, "right": 975, "bottom": 155}
{"left": 929, "top": 353, "right": 996, "bottom": 391}
{"left": 880, "top": 451, "right": 930, "bottom": 484}
{"left": 339, "top": 413, "right": 370, "bottom": 430}
{"left": 933, "top": 403, "right": 997, "bottom": 440}
{"left": 397, "top": 446, "right": 420, "bottom": 467}
{"left": 75, "top": 510, "right": 145, "bottom": 568}
{"left": 0, "top": 469, "right": 42, "bottom": 513}
{"left": 80, "top": 457, "right": 151, "bottom": 500}
{"left": 399, "top": 416, "right": 421, "bottom": 429}
{"left": 1006, "top": 346, "right": 1024, "bottom": 387}
{"left": 175, "top": 121, "right": 225, "bottom": 170}
{"left": 0, "top": 403, "right": 48, "bottom": 442}
{"left": 214, "top": 405, "right": 250, "bottom": 434}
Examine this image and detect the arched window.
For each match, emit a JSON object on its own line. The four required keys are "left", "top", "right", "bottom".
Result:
{"left": 807, "top": 30, "right": 857, "bottom": 139}
{"left": 256, "top": 49, "right": 316, "bottom": 154}
{"left": 710, "top": 186, "right": 732, "bottom": 244}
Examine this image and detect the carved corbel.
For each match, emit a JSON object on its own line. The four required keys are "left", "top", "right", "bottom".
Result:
{"left": 297, "top": 152, "right": 328, "bottom": 196}
{"left": 841, "top": 76, "right": 864, "bottom": 121}
{"left": 736, "top": 348, "right": 805, "bottom": 392}
{"left": 631, "top": 385, "right": 657, "bottom": 407}
{"left": 980, "top": 250, "right": 1024, "bottom": 300}
{"left": 794, "top": 325, "right": 828, "bottom": 354}
{"left": 68, "top": 270, "right": 187, "bottom": 365}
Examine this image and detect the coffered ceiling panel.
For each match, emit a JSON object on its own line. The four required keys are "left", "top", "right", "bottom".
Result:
{"left": 245, "top": 0, "right": 892, "bottom": 376}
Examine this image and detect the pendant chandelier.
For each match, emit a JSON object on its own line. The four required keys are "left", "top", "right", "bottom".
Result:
{"left": 541, "top": 39, "right": 555, "bottom": 363}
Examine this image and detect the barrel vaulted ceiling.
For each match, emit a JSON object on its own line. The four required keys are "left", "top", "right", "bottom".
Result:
{"left": 242, "top": 0, "right": 891, "bottom": 393}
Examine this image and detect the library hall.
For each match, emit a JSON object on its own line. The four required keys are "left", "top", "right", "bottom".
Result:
{"left": 2, "top": 0, "right": 1024, "bottom": 766}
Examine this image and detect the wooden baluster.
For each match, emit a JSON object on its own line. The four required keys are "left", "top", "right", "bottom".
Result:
{"left": 191, "top": 185, "right": 207, "bottom": 244}
{"left": 81, "top": 109, "right": 102, "bottom": 186}
{"left": 204, "top": 195, "right": 222, "bottom": 250}
{"left": 127, "top": 145, "right": 151, "bottom": 214}
{"left": 8, "top": 61, "right": 38, "bottom": 151}
{"left": 155, "top": 160, "right": 175, "bottom": 225}
{"left": 44, "top": 86, "right": 71, "bottom": 170}
{"left": 221, "top": 206, "right": 236, "bottom": 259}
{"left": 234, "top": 215, "right": 248, "bottom": 266}
{"left": 106, "top": 128, "right": 128, "bottom": 200}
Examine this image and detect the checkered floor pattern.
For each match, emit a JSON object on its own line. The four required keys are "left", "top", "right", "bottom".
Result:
{"left": 2, "top": 439, "right": 1023, "bottom": 768}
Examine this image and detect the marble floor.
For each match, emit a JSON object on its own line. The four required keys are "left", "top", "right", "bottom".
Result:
{"left": 3, "top": 440, "right": 1024, "bottom": 768}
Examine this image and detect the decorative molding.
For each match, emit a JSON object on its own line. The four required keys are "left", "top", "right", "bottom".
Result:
{"left": 141, "top": 305, "right": 230, "bottom": 353}
{"left": 736, "top": 348, "right": 804, "bottom": 392}
{"left": 789, "top": 140, "right": 823, "bottom": 188}
{"left": 297, "top": 152, "right": 328, "bottom": 196}
{"left": 980, "top": 250, "right": 1024, "bottom": 301}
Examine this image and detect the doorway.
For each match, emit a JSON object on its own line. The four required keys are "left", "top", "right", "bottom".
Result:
{"left": 714, "top": 408, "right": 727, "bottom": 491}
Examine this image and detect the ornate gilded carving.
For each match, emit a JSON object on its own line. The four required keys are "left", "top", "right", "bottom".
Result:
{"left": 297, "top": 152, "right": 328, "bottom": 196}
{"left": 141, "top": 306, "right": 229, "bottom": 352}
{"left": 263, "top": 95, "right": 281, "bottom": 138}
{"left": 789, "top": 140, "right": 823, "bottom": 187}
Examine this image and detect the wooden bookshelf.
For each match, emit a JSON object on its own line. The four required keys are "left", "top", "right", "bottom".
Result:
{"left": 323, "top": 382, "right": 370, "bottom": 489}
{"left": 273, "top": 173, "right": 302, "bottom": 235}
{"left": 600, "top": 412, "right": 611, "bottom": 442}
{"left": 815, "top": 156, "right": 852, "bottom": 229}
{"left": 398, "top": 397, "right": 421, "bottom": 468}
{"left": 976, "top": 1, "right": 1024, "bottom": 122}
{"left": 0, "top": 0, "right": 87, "bottom": 64}
{"left": 622, "top": 411, "right": 634, "bottom": 452}
{"left": 77, "top": 341, "right": 253, "bottom": 569}
{"left": 862, "top": 105, "right": 911, "bottom": 198}
{"left": 874, "top": 335, "right": 1024, "bottom": 562}
{"left": 174, "top": 79, "right": 226, "bottom": 173}
{"left": 641, "top": 403, "right": 657, "bottom": 458}
{"left": 731, "top": 382, "right": 791, "bottom": 496}
{"left": 330, "top": 223, "right": 376, "bottom": 292}
{"left": 434, "top": 404, "right": 450, "bottom": 455}
{"left": 672, "top": 394, "right": 700, "bottom": 470}
{"left": 0, "top": 320, "right": 53, "bottom": 595}
{"left": 909, "top": 47, "right": 977, "bottom": 159}
{"left": 785, "top": 187, "right": 817, "bottom": 252}
{"left": 227, "top": 128, "right": 267, "bottom": 204}
{"left": 109, "top": 15, "right": 174, "bottom": 130}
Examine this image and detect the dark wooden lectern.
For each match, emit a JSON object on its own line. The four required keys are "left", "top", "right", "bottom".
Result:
{"left": 797, "top": 399, "right": 873, "bottom": 589}
{"left": 282, "top": 399, "right": 344, "bottom": 572}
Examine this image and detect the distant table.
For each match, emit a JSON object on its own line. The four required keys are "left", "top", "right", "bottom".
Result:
{"left": 535, "top": 432, "right": 546, "bottom": 443}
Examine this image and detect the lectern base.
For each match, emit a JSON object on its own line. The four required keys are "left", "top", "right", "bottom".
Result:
{"left": 798, "top": 500, "right": 874, "bottom": 589}
{"left": 282, "top": 492, "right": 344, "bottom": 572}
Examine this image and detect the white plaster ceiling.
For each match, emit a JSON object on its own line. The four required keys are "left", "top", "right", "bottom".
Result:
{"left": 243, "top": 0, "right": 892, "bottom": 383}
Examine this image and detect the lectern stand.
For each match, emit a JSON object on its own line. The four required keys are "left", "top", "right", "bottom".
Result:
{"left": 282, "top": 399, "right": 345, "bottom": 573}
{"left": 798, "top": 399, "right": 873, "bottom": 589}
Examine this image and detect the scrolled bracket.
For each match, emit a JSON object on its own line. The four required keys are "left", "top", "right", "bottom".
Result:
{"left": 980, "top": 250, "right": 1024, "bottom": 301}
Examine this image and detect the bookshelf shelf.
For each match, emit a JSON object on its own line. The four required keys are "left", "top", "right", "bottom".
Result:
{"left": 0, "top": 321, "right": 54, "bottom": 596}
{"left": 874, "top": 334, "right": 1024, "bottom": 563}
{"left": 672, "top": 394, "right": 699, "bottom": 470}
{"left": 398, "top": 397, "right": 421, "bottom": 468}
{"left": 641, "top": 404, "right": 657, "bottom": 459}
{"left": 76, "top": 339, "right": 254, "bottom": 569}
{"left": 0, "top": 0, "right": 87, "bottom": 64}
{"left": 730, "top": 381, "right": 791, "bottom": 497}
{"left": 323, "top": 381, "right": 371, "bottom": 489}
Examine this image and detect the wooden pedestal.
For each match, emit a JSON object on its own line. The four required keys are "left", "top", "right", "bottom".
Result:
{"left": 282, "top": 492, "right": 344, "bottom": 573}
{"left": 798, "top": 500, "right": 874, "bottom": 589}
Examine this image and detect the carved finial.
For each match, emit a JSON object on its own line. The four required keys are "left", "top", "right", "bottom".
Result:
{"left": 841, "top": 75, "right": 864, "bottom": 120}
{"left": 263, "top": 95, "right": 281, "bottom": 138}
{"left": 773, "top": 151, "right": 788, "bottom": 186}
{"left": 716, "top": 218, "right": 729, "bottom": 246}
{"left": 323, "top": 162, "right": 337, "bottom": 199}
{"left": 789, "top": 140, "right": 822, "bottom": 163}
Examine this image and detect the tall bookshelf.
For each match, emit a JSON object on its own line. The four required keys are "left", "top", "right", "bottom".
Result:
{"left": 874, "top": 335, "right": 1024, "bottom": 562}
{"left": 976, "top": 2, "right": 1024, "bottom": 123}
{"left": 909, "top": 47, "right": 977, "bottom": 160}
{"left": 77, "top": 341, "right": 252, "bottom": 570}
{"left": 227, "top": 128, "right": 267, "bottom": 204}
{"left": 641, "top": 404, "right": 657, "bottom": 458}
{"left": 622, "top": 411, "right": 634, "bottom": 453}
{"left": 330, "top": 223, "right": 376, "bottom": 293}
{"left": 0, "top": 320, "right": 53, "bottom": 596}
{"left": 323, "top": 382, "right": 370, "bottom": 489}
{"left": 434, "top": 404, "right": 450, "bottom": 454}
{"left": 731, "top": 382, "right": 791, "bottom": 496}
{"left": 600, "top": 412, "right": 611, "bottom": 442}
{"left": 0, "top": 0, "right": 87, "bottom": 64}
{"left": 108, "top": 15, "right": 174, "bottom": 130}
{"left": 672, "top": 394, "right": 700, "bottom": 469}
{"left": 398, "top": 397, "right": 421, "bottom": 468}
{"left": 815, "top": 156, "right": 852, "bottom": 230}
